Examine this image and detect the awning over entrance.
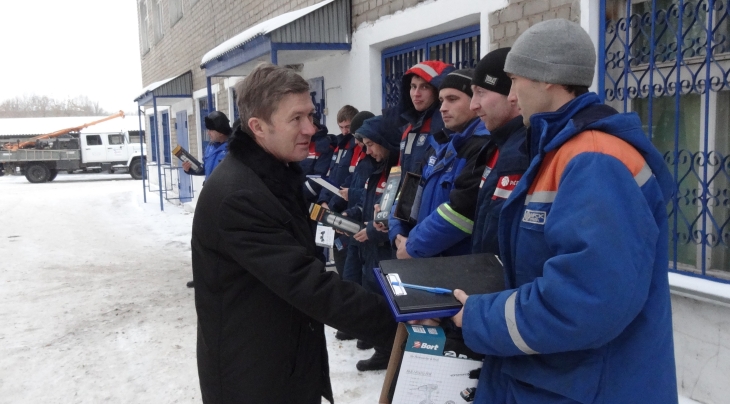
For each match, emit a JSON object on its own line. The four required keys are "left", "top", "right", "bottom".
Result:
{"left": 134, "top": 71, "right": 194, "bottom": 107}
{"left": 200, "top": 0, "right": 351, "bottom": 77}
{"left": 133, "top": 70, "right": 194, "bottom": 211}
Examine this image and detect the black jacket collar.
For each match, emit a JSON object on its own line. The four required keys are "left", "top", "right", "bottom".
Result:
{"left": 227, "top": 128, "right": 305, "bottom": 203}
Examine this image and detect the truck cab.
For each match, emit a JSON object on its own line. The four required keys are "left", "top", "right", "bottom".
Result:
{"left": 80, "top": 132, "right": 142, "bottom": 169}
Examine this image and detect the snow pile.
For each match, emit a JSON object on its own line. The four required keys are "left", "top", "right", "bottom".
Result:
{"left": 0, "top": 173, "right": 384, "bottom": 403}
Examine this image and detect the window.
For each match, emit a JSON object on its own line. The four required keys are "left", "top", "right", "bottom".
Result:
{"left": 86, "top": 135, "right": 102, "bottom": 146}
{"left": 153, "top": 0, "right": 164, "bottom": 42}
{"left": 231, "top": 88, "right": 240, "bottom": 121}
{"left": 161, "top": 111, "right": 171, "bottom": 164}
{"left": 138, "top": 0, "right": 150, "bottom": 53}
{"left": 382, "top": 25, "right": 481, "bottom": 108}
{"left": 198, "top": 97, "right": 216, "bottom": 152}
{"left": 169, "top": 0, "right": 183, "bottom": 26}
{"left": 150, "top": 116, "right": 158, "bottom": 162}
{"left": 602, "top": 0, "right": 730, "bottom": 281}
{"left": 108, "top": 134, "right": 125, "bottom": 145}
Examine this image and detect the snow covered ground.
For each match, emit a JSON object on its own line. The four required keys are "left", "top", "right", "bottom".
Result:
{"left": 0, "top": 172, "right": 385, "bottom": 403}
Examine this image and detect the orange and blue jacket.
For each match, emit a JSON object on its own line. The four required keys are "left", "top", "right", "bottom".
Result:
{"left": 462, "top": 93, "right": 678, "bottom": 404}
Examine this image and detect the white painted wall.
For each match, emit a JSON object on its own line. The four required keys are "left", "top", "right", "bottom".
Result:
{"left": 672, "top": 293, "right": 730, "bottom": 404}
{"left": 581, "top": 0, "right": 601, "bottom": 93}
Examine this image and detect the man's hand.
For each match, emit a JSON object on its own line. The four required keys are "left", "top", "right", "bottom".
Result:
{"left": 182, "top": 161, "right": 192, "bottom": 172}
{"left": 372, "top": 204, "right": 389, "bottom": 232}
{"left": 321, "top": 202, "right": 329, "bottom": 210}
{"left": 396, "top": 235, "right": 412, "bottom": 259}
{"left": 451, "top": 289, "right": 469, "bottom": 328}
{"left": 353, "top": 228, "right": 368, "bottom": 242}
{"left": 339, "top": 187, "right": 349, "bottom": 201}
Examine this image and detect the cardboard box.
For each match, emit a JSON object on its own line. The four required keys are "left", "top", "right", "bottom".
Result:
{"left": 309, "top": 203, "right": 363, "bottom": 236}
{"left": 393, "top": 171, "right": 422, "bottom": 225}
{"left": 374, "top": 166, "right": 402, "bottom": 225}
{"left": 380, "top": 323, "right": 482, "bottom": 404}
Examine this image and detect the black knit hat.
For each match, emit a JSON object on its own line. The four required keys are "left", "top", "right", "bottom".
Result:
{"left": 472, "top": 47, "right": 512, "bottom": 96}
{"left": 438, "top": 69, "right": 474, "bottom": 97}
{"left": 204, "top": 111, "right": 232, "bottom": 136}
{"left": 350, "top": 111, "right": 375, "bottom": 136}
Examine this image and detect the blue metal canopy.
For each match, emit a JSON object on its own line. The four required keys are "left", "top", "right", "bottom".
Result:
{"left": 200, "top": 0, "right": 351, "bottom": 77}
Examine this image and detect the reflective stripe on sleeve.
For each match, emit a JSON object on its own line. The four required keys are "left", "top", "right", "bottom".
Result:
{"left": 635, "top": 163, "right": 652, "bottom": 187}
{"left": 524, "top": 191, "right": 557, "bottom": 205}
{"left": 505, "top": 291, "right": 539, "bottom": 355}
{"left": 492, "top": 186, "right": 512, "bottom": 199}
{"left": 436, "top": 203, "right": 473, "bottom": 234}
{"left": 305, "top": 180, "right": 316, "bottom": 196}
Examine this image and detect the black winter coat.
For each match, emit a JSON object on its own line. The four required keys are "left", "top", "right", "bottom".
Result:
{"left": 191, "top": 129, "right": 397, "bottom": 404}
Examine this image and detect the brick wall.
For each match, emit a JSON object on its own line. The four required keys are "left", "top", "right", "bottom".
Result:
{"left": 350, "top": 0, "right": 427, "bottom": 29}
{"left": 488, "top": 0, "right": 580, "bottom": 50}
{"left": 137, "top": 0, "right": 430, "bottom": 157}
{"left": 138, "top": 0, "right": 323, "bottom": 158}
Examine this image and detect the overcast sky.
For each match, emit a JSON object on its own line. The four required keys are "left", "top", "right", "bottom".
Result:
{"left": 0, "top": 0, "right": 142, "bottom": 113}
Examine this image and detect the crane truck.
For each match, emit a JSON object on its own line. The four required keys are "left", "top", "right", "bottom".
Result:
{"left": 0, "top": 111, "right": 146, "bottom": 183}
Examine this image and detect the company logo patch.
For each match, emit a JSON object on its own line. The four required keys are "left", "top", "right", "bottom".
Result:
{"left": 428, "top": 156, "right": 437, "bottom": 166}
{"left": 484, "top": 75, "right": 498, "bottom": 86}
{"left": 412, "top": 341, "right": 439, "bottom": 350}
{"left": 416, "top": 134, "right": 428, "bottom": 146}
{"left": 522, "top": 209, "right": 546, "bottom": 225}
{"left": 400, "top": 140, "right": 406, "bottom": 150}
{"left": 493, "top": 174, "right": 521, "bottom": 199}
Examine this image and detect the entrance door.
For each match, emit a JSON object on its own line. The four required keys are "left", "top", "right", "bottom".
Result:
{"left": 308, "top": 77, "right": 325, "bottom": 127}
{"left": 105, "top": 133, "right": 128, "bottom": 162}
{"left": 162, "top": 111, "right": 171, "bottom": 164}
{"left": 83, "top": 134, "right": 106, "bottom": 162}
{"left": 176, "top": 110, "right": 193, "bottom": 203}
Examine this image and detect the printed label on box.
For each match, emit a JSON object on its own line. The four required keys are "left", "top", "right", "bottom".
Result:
{"left": 392, "top": 351, "right": 481, "bottom": 403}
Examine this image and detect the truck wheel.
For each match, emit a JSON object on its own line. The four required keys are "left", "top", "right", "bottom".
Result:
{"left": 48, "top": 169, "right": 58, "bottom": 181}
{"left": 129, "top": 159, "right": 143, "bottom": 180}
{"left": 25, "top": 163, "right": 50, "bottom": 183}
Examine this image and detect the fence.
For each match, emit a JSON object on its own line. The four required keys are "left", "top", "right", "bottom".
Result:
{"left": 601, "top": 0, "right": 730, "bottom": 281}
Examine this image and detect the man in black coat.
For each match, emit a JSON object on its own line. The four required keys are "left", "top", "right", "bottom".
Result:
{"left": 191, "top": 63, "right": 397, "bottom": 404}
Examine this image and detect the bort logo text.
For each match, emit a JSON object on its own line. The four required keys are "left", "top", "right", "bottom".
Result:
{"left": 412, "top": 341, "right": 439, "bottom": 350}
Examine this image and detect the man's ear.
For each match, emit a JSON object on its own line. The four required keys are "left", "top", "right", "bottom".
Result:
{"left": 248, "top": 117, "right": 266, "bottom": 140}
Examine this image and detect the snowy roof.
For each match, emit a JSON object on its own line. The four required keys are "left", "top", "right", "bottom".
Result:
{"left": 200, "top": 0, "right": 336, "bottom": 66}
{"left": 0, "top": 115, "right": 143, "bottom": 137}
{"left": 135, "top": 76, "right": 176, "bottom": 100}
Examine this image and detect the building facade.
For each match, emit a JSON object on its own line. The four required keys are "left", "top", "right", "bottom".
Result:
{"left": 135, "top": 1, "right": 730, "bottom": 402}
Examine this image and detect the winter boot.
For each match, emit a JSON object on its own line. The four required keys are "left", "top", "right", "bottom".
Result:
{"left": 356, "top": 339, "right": 374, "bottom": 350}
{"left": 335, "top": 330, "right": 356, "bottom": 340}
{"left": 356, "top": 349, "right": 390, "bottom": 371}
{"left": 186, "top": 280, "right": 195, "bottom": 288}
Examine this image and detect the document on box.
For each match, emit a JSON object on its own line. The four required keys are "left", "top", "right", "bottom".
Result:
{"left": 391, "top": 351, "right": 480, "bottom": 404}
{"left": 306, "top": 176, "right": 341, "bottom": 194}
{"left": 315, "top": 225, "right": 335, "bottom": 247}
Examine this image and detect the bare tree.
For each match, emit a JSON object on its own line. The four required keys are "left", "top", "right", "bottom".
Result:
{"left": 0, "top": 95, "right": 110, "bottom": 118}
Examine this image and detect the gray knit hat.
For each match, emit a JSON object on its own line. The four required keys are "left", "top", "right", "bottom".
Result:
{"left": 504, "top": 19, "right": 596, "bottom": 87}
